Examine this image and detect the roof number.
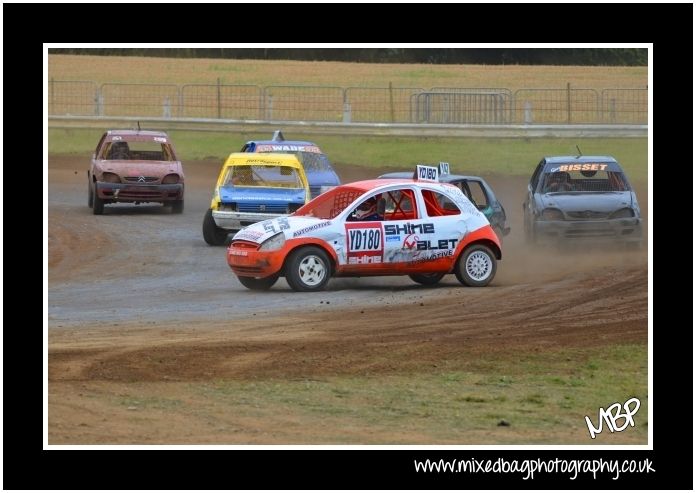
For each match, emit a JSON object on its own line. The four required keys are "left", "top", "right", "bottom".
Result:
{"left": 439, "top": 162, "right": 450, "bottom": 175}
{"left": 416, "top": 165, "right": 439, "bottom": 182}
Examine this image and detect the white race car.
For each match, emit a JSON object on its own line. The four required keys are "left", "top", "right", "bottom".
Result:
{"left": 227, "top": 166, "right": 501, "bottom": 291}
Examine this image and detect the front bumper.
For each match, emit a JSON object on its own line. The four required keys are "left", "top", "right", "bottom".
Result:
{"left": 212, "top": 210, "right": 285, "bottom": 230}
{"left": 535, "top": 217, "right": 642, "bottom": 244}
{"left": 96, "top": 182, "right": 183, "bottom": 202}
{"left": 227, "top": 243, "right": 286, "bottom": 277}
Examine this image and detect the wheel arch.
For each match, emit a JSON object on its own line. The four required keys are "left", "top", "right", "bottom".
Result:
{"left": 281, "top": 240, "right": 337, "bottom": 276}
{"left": 454, "top": 226, "right": 502, "bottom": 263}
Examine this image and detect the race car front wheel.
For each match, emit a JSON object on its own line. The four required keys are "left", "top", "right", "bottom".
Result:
{"left": 455, "top": 244, "right": 497, "bottom": 287}
{"left": 237, "top": 274, "right": 279, "bottom": 291}
{"left": 202, "top": 208, "right": 227, "bottom": 246}
{"left": 285, "top": 246, "right": 331, "bottom": 292}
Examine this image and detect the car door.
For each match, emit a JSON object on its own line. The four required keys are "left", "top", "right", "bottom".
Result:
{"left": 524, "top": 160, "right": 545, "bottom": 220}
{"left": 523, "top": 160, "right": 545, "bottom": 239}
{"left": 342, "top": 186, "right": 422, "bottom": 274}
{"left": 403, "top": 187, "right": 466, "bottom": 273}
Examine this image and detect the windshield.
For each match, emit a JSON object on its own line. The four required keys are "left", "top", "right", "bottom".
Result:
{"left": 223, "top": 165, "right": 303, "bottom": 188}
{"left": 292, "top": 151, "right": 333, "bottom": 172}
{"left": 255, "top": 146, "right": 333, "bottom": 172}
{"left": 295, "top": 187, "right": 365, "bottom": 219}
{"left": 540, "top": 169, "right": 630, "bottom": 193}
{"left": 101, "top": 140, "right": 176, "bottom": 161}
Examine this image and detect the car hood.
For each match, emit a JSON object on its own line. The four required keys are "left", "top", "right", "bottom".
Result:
{"left": 541, "top": 191, "right": 633, "bottom": 212}
{"left": 306, "top": 170, "right": 340, "bottom": 187}
{"left": 98, "top": 161, "right": 182, "bottom": 176}
{"left": 232, "top": 215, "right": 335, "bottom": 244}
{"left": 219, "top": 185, "right": 306, "bottom": 204}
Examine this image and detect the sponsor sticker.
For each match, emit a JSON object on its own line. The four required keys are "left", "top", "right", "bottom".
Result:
{"left": 293, "top": 221, "right": 331, "bottom": 237}
{"left": 256, "top": 144, "right": 321, "bottom": 153}
{"left": 345, "top": 223, "right": 384, "bottom": 265}
{"left": 234, "top": 229, "right": 264, "bottom": 241}
{"left": 551, "top": 164, "right": 609, "bottom": 172}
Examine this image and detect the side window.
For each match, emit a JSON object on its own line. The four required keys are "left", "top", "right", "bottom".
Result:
{"left": 530, "top": 161, "right": 544, "bottom": 191}
{"left": 382, "top": 188, "right": 417, "bottom": 221}
{"left": 467, "top": 181, "right": 490, "bottom": 210}
{"left": 420, "top": 190, "right": 461, "bottom": 217}
{"left": 455, "top": 180, "right": 474, "bottom": 202}
{"left": 348, "top": 193, "right": 385, "bottom": 222}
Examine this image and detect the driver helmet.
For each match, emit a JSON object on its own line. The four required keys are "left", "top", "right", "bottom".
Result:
{"left": 355, "top": 196, "right": 378, "bottom": 220}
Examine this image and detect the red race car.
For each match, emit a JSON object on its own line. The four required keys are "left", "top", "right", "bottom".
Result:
{"left": 227, "top": 166, "right": 501, "bottom": 291}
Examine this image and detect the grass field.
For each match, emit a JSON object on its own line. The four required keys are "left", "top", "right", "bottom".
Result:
{"left": 62, "top": 342, "right": 647, "bottom": 444}
{"left": 48, "top": 128, "right": 648, "bottom": 182}
{"left": 48, "top": 54, "right": 647, "bottom": 89}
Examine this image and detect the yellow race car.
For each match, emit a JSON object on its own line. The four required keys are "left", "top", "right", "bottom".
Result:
{"left": 202, "top": 153, "right": 310, "bottom": 245}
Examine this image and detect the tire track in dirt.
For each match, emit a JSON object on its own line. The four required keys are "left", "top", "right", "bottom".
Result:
{"left": 49, "top": 265, "right": 647, "bottom": 382}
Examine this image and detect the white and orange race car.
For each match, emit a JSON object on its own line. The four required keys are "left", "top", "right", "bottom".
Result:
{"left": 227, "top": 165, "right": 501, "bottom": 291}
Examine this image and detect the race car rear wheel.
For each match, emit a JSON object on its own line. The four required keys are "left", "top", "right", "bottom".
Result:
{"left": 237, "top": 274, "right": 279, "bottom": 291}
{"left": 202, "top": 208, "right": 227, "bottom": 246}
{"left": 409, "top": 273, "right": 445, "bottom": 286}
{"left": 455, "top": 244, "right": 497, "bottom": 287}
{"left": 87, "top": 176, "right": 94, "bottom": 208}
{"left": 285, "top": 246, "right": 331, "bottom": 292}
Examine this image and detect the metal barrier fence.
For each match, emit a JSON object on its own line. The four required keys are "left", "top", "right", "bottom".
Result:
{"left": 413, "top": 88, "right": 512, "bottom": 123}
{"left": 48, "top": 80, "right": 98, "bottom": 115}
{"left": 47, "top": 79, "right": 648, "bottom": 124}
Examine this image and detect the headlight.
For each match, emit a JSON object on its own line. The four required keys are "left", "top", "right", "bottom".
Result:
{"left": 541, "top": 208, "right": 564, "bottom": 221}
{"left": 609, "top": 208, "right": 634, "bottom": 219}
{"left": 102, "top": 172, "right": 120, "bottom": 183}
{"left": 259, "top": 232, "right": 285, "bottom": 251}
{"left": 162, "top": 174, "right": 180, "bottom": 184}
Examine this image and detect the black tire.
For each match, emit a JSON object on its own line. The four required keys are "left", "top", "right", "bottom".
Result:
{"left": 87, "top": 175, "right": 93, "bottom": 208}
{"left": 455, "top": 244, "right": 497, "bottom": 287}
{"left": 92, "top": 186, "right": 104, "bottom": 215}
{"left": 171, "top": 199, "right": 184, "bottom": 214}
{"left": 237, "top": 274, "right": 279, "bottom": 291}
{"left": 409, "top": 273, "right": 445, "bottom": 286}
{"left": 285, "top": 246, "right": 331, "bottom": 292}
{"left": 202, "top": 208, "right": 227, "bottom": 246}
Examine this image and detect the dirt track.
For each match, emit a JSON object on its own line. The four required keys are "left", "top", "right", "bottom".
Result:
{"left": 48, "top": 155, "right": 648, "bottom": 443}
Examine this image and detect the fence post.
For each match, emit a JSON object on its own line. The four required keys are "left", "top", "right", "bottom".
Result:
{"left": 95, "top": 87, "right": 103, "bottom": 116}
{"left": 524, "top": 101, "right": 532, "bottom": 124}
{"left": 217, "top": 78, "right": 221, "bottom": 119}
{"left": 389, "top": 82, "right": 395, "bottom": 123}
{"left": 609, "top": 98, "right": 616, "bottom": 123}
{"left": 567, "top": 82, "right": 571, "bottom": 124}
{"left": 163, "top": 97, "right": 171, "bottom": 118}
{"left": 50, "top": 78, "right": 54, "bottom": 113}
{"left": 343, "top": 102, "right": 351, "bottom": 123}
